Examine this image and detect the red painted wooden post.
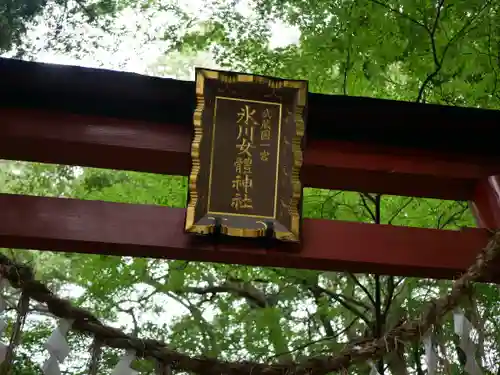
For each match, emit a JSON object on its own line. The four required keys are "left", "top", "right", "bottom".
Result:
{"left": 471, "top": 176, "right": 500, "bottom": 229}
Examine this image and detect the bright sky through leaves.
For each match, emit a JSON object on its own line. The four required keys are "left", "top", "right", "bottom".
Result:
{"left": 1, "top": 0, "right": 499, "bottom": 372}
{"left": 11, "top": 0, "right": 300, "bottom": 79}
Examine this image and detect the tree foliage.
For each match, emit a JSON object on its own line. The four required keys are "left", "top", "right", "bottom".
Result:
{"left": 1, "top": 159, "right": 498, "bottom": 374}
{"left": 173, "top": 0, "right": 500, "bottom": 108}
{"left": 1, "top": 0, "right": 500, "bottom": 373}
{"left": 1, "top": 0, "right": 113, "bottom": 54}
{"left": 0, "top": 0, "right": 189, "bottom": 61}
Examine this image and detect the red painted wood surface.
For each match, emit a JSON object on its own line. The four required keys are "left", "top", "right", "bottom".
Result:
{"left": 2, "top": 107, "right": 500, "bottom": 200}
{"left": 471, "top": 176, "right": 500, "bottom": 229}
{"left": 0, "top": 194, "right": 496, "bottom": 282}
{"left": 3, "top": 56, "right": 500, "bottom": 157}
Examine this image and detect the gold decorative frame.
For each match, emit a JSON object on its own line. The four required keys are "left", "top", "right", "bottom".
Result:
{"left": 184, "top": 68, "right": 307, "bottom": 242}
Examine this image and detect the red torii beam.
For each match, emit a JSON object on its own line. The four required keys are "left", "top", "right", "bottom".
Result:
{"left": 0, "top": 194, "right": 494, "bottom": 281}
{"left": 1, "top": 58, "right": 499, "bottom": 282}
{"left": 2, "top": 107, "right": 500, "bottom": 201}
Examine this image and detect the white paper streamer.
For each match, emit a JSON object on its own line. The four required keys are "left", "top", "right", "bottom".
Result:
{"left": 42, "top": 319, "right": 74, "bottom": 375}
{"left": 423, "top": 332, "right": 438, "bottom": 375}
{"left": 368, "top": 361, "right": 380, "bottom": 375}
{"left": 111, "top": 351, "right": 139, "bottom": 375}
{"left": 42, "top": 357, "right": 61, "bottom": 375}
{"left": 0, "top": 279, "right": 9, "bottom": 363}
{"left": 453, "top": 309, "right": 483, "bottom": 375}
{"left": 353, "top": 345, "right": 380, "bottom": 375}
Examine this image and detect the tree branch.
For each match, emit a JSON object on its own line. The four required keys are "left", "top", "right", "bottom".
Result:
{"left": 308, "top": 284, "right": 371, "bottom": 328}
{"left": 368, "top": 0, "right": 429, "bottom": 30}
{"left": 73, "top": 0, "right": 111, "bottom": 34}
{"left": 359, "top": 194, "right": 377, "bottom": 222}
{"left": 180, "top": 282, "right": 270, "bottom": 308}
{"left": 412, "top": 342, "right": 424, "bottom": 375}
{"left": 265, "top": 318, "right": 359, "bottom": 363}
{"left": 165, "top": 291, "right": 220, "bottom": 356}
{"left": 387, "top": 197, "right": 414, "bottom": 225}
{"left": 382, "top": 276, "right": 395, "bottom": 320}
{"left": 416, "top": 0, "right": 493, "bottom": 102}
{"left": 346, "top": 273, "right": 376, "bottom": 308}
{"left": 429, "top": 0, "right": 446, "bottom": 68}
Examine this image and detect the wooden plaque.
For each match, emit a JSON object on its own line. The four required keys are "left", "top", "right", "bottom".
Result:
{"left": 185, "top": 68, "right": 308, "bottom": 242}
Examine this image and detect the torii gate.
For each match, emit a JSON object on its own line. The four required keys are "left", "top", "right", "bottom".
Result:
{"left": 0, "top": 57, "right": 499, "bottom": 283}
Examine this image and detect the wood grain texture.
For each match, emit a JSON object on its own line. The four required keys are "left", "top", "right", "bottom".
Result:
{"left": 0, "top": 194, "right": 496, "bottom": 282}
{"left": 2, "top": 56, "right": 500, "bottom": 157}
{"left": 2, "top": 108, "right": 500, "bottom": 200}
